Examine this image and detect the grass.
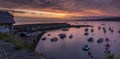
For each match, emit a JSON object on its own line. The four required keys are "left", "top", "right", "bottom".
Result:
{"left": 106, "top": 53, "right": 115, "bottom": 59}
{"left": 0, "top": 32, "right": 34, "bottom": 50}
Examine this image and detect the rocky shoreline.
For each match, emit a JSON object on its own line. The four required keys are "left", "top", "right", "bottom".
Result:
{"left": 0, "top": 39, "right": 45, "bottom": 59}
{"left": 2, "top": 23, "right": 93, "bottom": 59}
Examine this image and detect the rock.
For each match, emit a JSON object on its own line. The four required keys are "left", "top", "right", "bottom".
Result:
{"left": 0, "top": 39, "right": 43, "bottom": 59}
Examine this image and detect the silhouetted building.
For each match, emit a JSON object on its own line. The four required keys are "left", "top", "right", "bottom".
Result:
{"left": 0, "top": 11, "right": 15, "bottom": 35}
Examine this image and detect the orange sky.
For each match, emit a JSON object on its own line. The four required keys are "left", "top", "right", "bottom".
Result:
{"left": 0, "top": 7, "right": 116, "bottom": 20}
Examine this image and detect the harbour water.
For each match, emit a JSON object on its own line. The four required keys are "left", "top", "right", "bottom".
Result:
{"left": 35, "top": 21, "right": 120, "bottom": 59}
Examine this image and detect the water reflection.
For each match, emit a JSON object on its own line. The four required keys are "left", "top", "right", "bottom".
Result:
{"left": 35, "top": 21, "right": 120, "bottom": 59}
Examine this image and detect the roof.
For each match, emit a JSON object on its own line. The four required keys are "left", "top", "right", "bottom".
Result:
{"left": 0, "top": 11, "right": 15, "bottom": 24}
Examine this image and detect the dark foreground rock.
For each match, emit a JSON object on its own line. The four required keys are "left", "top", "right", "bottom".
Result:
{"left": 0, "top": 39, "right": 44, "bottom": 59}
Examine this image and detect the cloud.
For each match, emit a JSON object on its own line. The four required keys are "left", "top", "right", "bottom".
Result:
{"left": 0, "top": 0, "right": 120, "bottom": 16}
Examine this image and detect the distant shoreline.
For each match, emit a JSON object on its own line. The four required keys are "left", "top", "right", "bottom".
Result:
{"left": 74, "top": 17, "right": 120, "bottom": 21}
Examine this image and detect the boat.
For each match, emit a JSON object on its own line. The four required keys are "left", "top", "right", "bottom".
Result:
{"left": 51, "top": 37, "right": 58, "bottom": 42}
{"left": 109, "top": 27, "right": 112, "bottom": 31}
{"left": 69, "top": 34, "right": 73, "bottom": 39}
{"left": 104, "top": 30, "right": 107, "bottom": 33}
{"left": 105, "top": 38, "right": 109, "bottom": 42}
{"left": 111, "top": 30, "right": 114, "bottom": 33}
{"left": 41, "top": 37, "right": 47, "bottom": 41}
{"left": 61, "top": 28, "right": 69, "bottom": 31}
{"left": 98, "top": 26, "right": 101, "bottom": 30}
{"left": 84, "top": 32, "right": 89, "bottom": 36}
{"left": 97, "top": 38, "right": 104, "bottom": 43}
{"left": 91, "top": 29, "right": 94, "bottom": 32}
{"left": 118, "top": 31, "right": 120, "bottom": 33}
{"left": 74, "top": 25, "right": 80, "bottom": 28}
{"left": 85, "top": 28, "right": 89, "bottom": 32}
{"left": 48, "top": 34, "right": 51, "bottom": 36}
{"left": 58, "top": 33, "right": 66, "bottom": 39}
{"left": 101, "top": 24, "right": 105, "bottom": 25}
{"left": 82, "top": 45, "right": 91, "bottom": 51}
{"left": 88, "top": 37, "right": 94, "bottom": 42}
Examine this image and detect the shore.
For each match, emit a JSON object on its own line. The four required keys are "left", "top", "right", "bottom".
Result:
{"left": 0, "top": 39, "right": 45, "bottom": 59}
{"left": 0, "top": 23, "right": 93, "bottom": 59}
{"left": 14, "top": 23, "right": 93, "bottom": 32}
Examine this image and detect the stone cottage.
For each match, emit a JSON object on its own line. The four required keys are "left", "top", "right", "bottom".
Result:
{"left": 0, "top": 11, "right": 15, "bottom": 35}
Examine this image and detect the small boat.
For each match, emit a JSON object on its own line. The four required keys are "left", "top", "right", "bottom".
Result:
{"left": 101, "top": 24, "right": 105, "bottom": 25}
{"left": 82, "top": 45, "right": 91, "bottom": 51}
{"left": 91, "top": 29, "right": 94, "bottom": 32}
{"left": 84, "top": 32, "right": 89, "bottom": 36}
{"left": 61, "top": 28, "right": 69, "bottom": 31}
{"left": 98, "top": 26, "right": 101, "bottom": 30}
{"left": 85, "top": 28, "right": 89, "bottom": 32}
{"left": 118, "top": 31, "right": 120, "bottom": 33}
{"left": 105, "top": 43, "right": 110, "bottom": 48}
{"left": 41, "top": 37, "right": 47, "bottom": 41}
{"left": 69, "top": 34, "right": 73, "bottom": 39}
{"left": 104, "top": 30, "right": 107, "bottom": 34}
{"left": 97, "top": 38, "right": 104, "bottom": 43}
{"left": 111, "top": 30, "right": 113, "bottom": 33}
{"left": 103, "top": 27, "right": 106, "bottom": 31}
{"left": 105, "top": 38, "right": 109, "bottom": 42}
{"left": 88, "top": 37, "right": 94, "bottom": 42}
{"left": 51, "top": 37, "right": 58, "bottom": 42}
{"left": 108, "top": 27, "right": 112, "bottom": 31}
{"left": 75, "top": 25, "right": 80, "bottom": 28}
{"left": 48, "top": 34, "right": 51, "bottom": 36}
{"left": 58, "top": 33, "right": 66, "bottom": 39}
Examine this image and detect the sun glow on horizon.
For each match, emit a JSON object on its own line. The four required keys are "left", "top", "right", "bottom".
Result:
{"left": 0, "top": 7, "right": 107, "bottom": 19}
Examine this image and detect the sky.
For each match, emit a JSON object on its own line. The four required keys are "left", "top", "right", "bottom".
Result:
{"left": 0, "top": 0, "right": 120, "bottom": 20}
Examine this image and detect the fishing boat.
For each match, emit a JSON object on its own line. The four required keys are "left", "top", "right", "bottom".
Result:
{"left": 82, "top": 45, "right": 91, "bottom": 51}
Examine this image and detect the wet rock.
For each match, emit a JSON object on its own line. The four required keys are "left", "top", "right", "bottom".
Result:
{"left": 0, "top": 39, "right": 43, "bottom": 59}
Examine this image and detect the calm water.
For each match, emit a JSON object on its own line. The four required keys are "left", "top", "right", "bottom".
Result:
{"left": 35, "top": 21, "right": 120, "bottom": 59}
